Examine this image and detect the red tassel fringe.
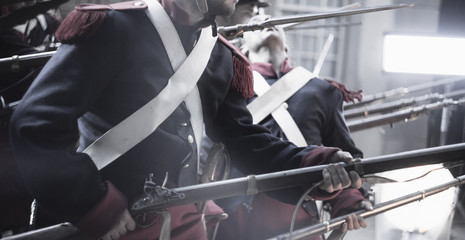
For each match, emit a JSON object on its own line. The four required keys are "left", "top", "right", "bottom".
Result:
{"left": 232, "top": 55, "right": 254, "bottom": 99}
{"left": 218, "top": 35, "right": 254, "bottom": 99}
{"left": 55, "top": 8, "right": 107, "bottom": 44}
{"left": 325, "top": 79, "right": 363, "bottom": 103}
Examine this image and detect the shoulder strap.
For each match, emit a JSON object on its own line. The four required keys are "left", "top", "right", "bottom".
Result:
{"left": 247, "top": 66, "right": 315, "bottom": 124}
{"left": 145, "top": 0, "right": 206, "bottom": 162}
{"left": 250, "top": 71, "right": 307, "bottom": 147}
{"left": 83, "top": 0, "right": 217, "bottom": 170}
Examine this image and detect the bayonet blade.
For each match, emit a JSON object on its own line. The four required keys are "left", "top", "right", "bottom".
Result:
{"left": 219, "top": 3, "right": 413, "bottom": 37}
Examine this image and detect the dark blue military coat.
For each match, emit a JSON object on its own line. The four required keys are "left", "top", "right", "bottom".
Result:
{"left": 251, "top": 61, "right": 363, "bottom": 158}
{"left": 9, "top": 0, "right": 336, "bottom": 236}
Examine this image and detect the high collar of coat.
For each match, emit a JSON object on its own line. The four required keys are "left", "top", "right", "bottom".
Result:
{"left": 251, "top": 58, "right": 294, "bottom": 78}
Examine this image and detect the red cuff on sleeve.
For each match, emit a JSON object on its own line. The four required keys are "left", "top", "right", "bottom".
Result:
{"left": 309, "top": 188, "right": 342, "bottom": 201}
{"left": 76, "top": 181, "right": 127, "bottom": 238}
{"left": 300, "top": 146, "right": 341, "bottom": 200}
{"left": 299, "top": 146, "right": 340, "bottom": 168}
{"left": 327, "top": 188, "right": 365, "bottom": 217}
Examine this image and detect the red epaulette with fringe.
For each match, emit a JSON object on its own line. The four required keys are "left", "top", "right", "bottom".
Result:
{"left": 324, "top": 78, "right": 363, "bottom": 103}
{"left": 218, "top": 35, "right": 254, "bottom": 99}
{"left": 55, "top": 0, "right": 147, "bottom": 44}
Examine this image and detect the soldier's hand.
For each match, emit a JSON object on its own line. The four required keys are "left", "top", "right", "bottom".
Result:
{"left": 319, "top": 163, "right": 362, "bottom": 193}
{"left": 328, "top": 150, "right": 353, "bottom": 163}
{"left": 351, "top": 200, "right": 373, "bottom": 212}
{"left": 326, "top": 213, "right": 367, "bottom": 240}
{"left": 100, "top": 208, "right": 136, "bottom": 240}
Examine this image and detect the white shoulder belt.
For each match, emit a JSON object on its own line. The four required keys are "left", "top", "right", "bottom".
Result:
{"left": 247, "top": 67, "right": 316, "bottom": 147}
{"left": 83, "top": 0, "right": 217, "bottom": 170}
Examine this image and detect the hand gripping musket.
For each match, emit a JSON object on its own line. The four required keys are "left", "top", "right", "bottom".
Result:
{"left": 218, "top": 3, "right": 413, "bottom": 38}
{"left": 4, "top": 142, "right": 465, "bottom": 240}
{"left": 344, "top": 76, "right": 465, "bottom": 110}
{"left": 131, "top": 142, "right": 465, "bottom": 216}
{"left": 347, "top": 98, "right": 465, "bottom": 132}
{"left": 267, "top": 174, "right": 465, "bottom": 240}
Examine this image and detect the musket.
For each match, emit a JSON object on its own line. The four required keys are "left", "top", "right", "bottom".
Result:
{"left": 284, "top": 21, "right": 361, "bottom": 31}
{"left": 344, "top": 76, "right": 465, "bottom": 110}
{"left": 0, "top": 4, "right": 412, "bottom": 72}
{"left": 130, "top": 142, "right": 465, "bottom": 214}
{"left": 344, "top": 93, "right": 445, "bottom": 119}
{"left": 347, "top": 98, "right": 465, "bottom": 132}
{"left": 218, "top": 3, "right": 413, "bottom": 38}
{"left": 267, "top": 174, "right": 465, "bottom": 240}
{"left": 344, "top": 88, "right": 465, "bottom": 119}
{"left": 0, "top": 51, "right": 56, "bottom": 73}
{"left": 4, "top": 142, "right": 465, "bottom": 240}
{"left": 282, "top": 2, "right": 361, "bottom": 30}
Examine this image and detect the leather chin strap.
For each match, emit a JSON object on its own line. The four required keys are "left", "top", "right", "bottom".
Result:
{"left": 195, "top": 0, "right": 208, "bottom": 14}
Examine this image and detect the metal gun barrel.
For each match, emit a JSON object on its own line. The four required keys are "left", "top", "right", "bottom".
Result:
{"left": 3, "top": 143, "right": 465, "bottom": 240}
{"left": 268, "top": 175, "right": 465, "bottom": 240}
{"left": 347, "top": 99, "right": 465, "bottom": 132}
{"left": 0, "top": 51, "right": 56, "bottom": 73}
{"left": 5, "top": 142, "right": 465, "bottom": 240}
{"left": 344, "top": 93, "right": 444, "bottom": 119}
{"left": 344, "top": 76, "right": 465, "bottom": 110}
{"left": 219, "top": 4, "right": 412, "bottom": 37}
{"left": 131, "top": 142, "right": 465, "bottom": 213}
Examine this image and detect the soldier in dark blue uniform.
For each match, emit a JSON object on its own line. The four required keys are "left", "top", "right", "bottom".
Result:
{"left": 213, "top": 13, "right": 368, "bottom": 240}
{"left": 9, "top": 0, "right": 364, "bottom": 239}
{"left": 244, "top": 14, "right": 363, "bottom": 159}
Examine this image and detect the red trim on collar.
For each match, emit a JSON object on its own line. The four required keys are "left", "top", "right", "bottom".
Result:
{"left": 251, "top": 62, "right": 275, "bottom": 77}
{"left": 280, "top": 58, "right": 293, "bottom": 74}
{"left": 251, "top": 58, "right": 294, "bottom": 77}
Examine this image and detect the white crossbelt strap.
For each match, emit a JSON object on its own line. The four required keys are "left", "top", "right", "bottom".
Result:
{"left": 247, "top": 66, "right": 315, "bottom": 124}
{"left": 250, "top": 71, "right": 307, "bottom": 147}
{"left": 83, "top": 0, "right": 217, "bottom": 170}
{"left": 144, "top": 0, "right": 206, "bottom": 163}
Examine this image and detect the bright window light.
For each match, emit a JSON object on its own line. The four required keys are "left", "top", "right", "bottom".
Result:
{"left": 383, "top": 35, "right": 465, "bottom": 75}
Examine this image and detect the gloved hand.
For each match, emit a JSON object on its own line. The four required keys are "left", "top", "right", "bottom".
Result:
{"left": 100, "top": 208, "right": 136, "bottom": 240}
{"left": 327, "top": 199, "right": 372, "bottom": 240}
{"left": 326, "top": 213, "right": 367, "bottom": 240}
{"left": 319, "top": 151, "right": 362, "bottom": 193}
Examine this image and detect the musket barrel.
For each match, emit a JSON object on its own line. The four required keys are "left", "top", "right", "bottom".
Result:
{"left": 219, "top": 3, "right": 413, "bottom": 37}
{"left": 263, "top": 4, "right": 412, "bottom": 26}
{"left": 346, "top": 99, "right": 465, "bottom": 132}
{"left": 132, "top": 142, "right": 465, "bottom": 213}
{"left": 344, "top": 76, "right": 465, "bottom": 110}
{"left": 5, "top": 143, "right": 465, "bottom": 240}
{"left": 268, "top": 175, "right": 465, "bottom": 240}
{"left": 343, "top": 93, "right": 443, "bottom": 119}
{"left": 1, "top": 222, "right": 90, "bottom": 240}
{"left": 0, "top": 51, "right": 56, "bottom": 73}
